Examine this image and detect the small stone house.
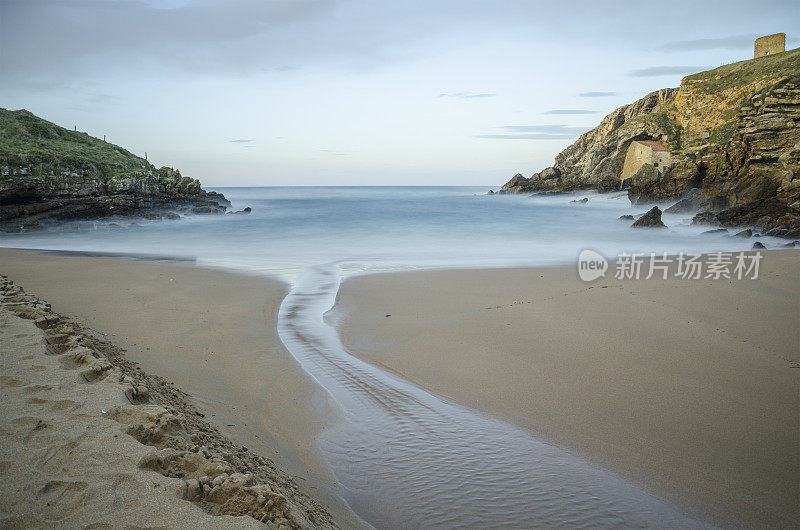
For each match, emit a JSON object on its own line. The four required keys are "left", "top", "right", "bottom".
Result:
{"left": 619, "top": 140, "right": 671, "bottom": 182}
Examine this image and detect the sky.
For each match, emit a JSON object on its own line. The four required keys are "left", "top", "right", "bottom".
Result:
{"left": 1, "top": 1, "right": 798, "bottom": 186}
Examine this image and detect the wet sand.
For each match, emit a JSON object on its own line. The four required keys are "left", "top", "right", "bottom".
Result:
{"left": 0, "top": 248, "right": 361, "bottom": 528}
{"left": 330, "top": 251, "right": 800, "bottom": 528}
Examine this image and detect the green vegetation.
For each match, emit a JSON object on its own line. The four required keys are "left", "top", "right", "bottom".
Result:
{"left": 630, "top": 109, "right": 682, "bottom": 150}
{"left": 683, "top": 47, "right": 800, "bottom": 95}
{"left": 671, "top": 48, "right": 797, "bottom": 149}
{"left": 0, "top": 108, "right": 154, "bottom": 180}
{"left": 708, "top": 121, "right": 737, "bottom": 146}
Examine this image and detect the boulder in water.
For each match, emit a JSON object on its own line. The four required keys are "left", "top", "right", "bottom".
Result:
{"left": 631, "top": 206, "right": 666, "bottom": 228}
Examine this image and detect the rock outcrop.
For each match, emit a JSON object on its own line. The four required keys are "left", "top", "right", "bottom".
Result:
{"left": 500, "top": 88, "right": 678, "bottom": 193}
{"left": 0, "top": 109, "right": 230, "bottom": 232}
{"left": 631, "top": 206, "right": 666, "bottom": 228}
{"left": 500, "top": 48, "right": 800, "bottom": 236}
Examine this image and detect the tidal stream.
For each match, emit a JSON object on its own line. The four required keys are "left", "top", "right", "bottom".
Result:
{"left": 277, "top": 263, "right": 709, "bottom": 529}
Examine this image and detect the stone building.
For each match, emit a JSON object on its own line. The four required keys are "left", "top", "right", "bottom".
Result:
{"left": 619, "top": 140, "right": 671, "bottom": 182}
{"left": 754, "top": 33, "right": 785, "bottom": 58}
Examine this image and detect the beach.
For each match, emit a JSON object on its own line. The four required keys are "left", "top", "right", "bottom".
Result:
{"left": 0, "top": 248, "right": 363, "bottom": 529}
{"left": 330, "top": 251, "right": 800, "bottom": 528}
{"left": 1, "top": 246, "right": 798, "bottom": 527}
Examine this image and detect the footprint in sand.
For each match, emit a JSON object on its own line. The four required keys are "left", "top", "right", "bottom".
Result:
{"left": 0, "top": 375, "right": 24, "bottom": 387}
{"left": 37, "top": 479, "right": 90, "bottom": 517}
{"left": 23, "top": 384, "right": 54, "bottom": 394}
{"left": 47, "top": 399, "right": 82, "bottom": 412}
{"left": 11, "top": 416, "right": 43, "bottom": 428}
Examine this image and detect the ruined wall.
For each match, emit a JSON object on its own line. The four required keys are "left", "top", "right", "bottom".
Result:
{"left": 619, "top": 142, "right": 652, "bottom": 182}
{"left": 754, "top": 33, "right": 785, "bottom": 58}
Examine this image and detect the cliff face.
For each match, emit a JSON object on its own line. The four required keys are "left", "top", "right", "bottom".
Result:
{"left": 0, "top": 109, "right": 230, "bottom": 232}
{"left": 502, "top": 88, "right": 679, "bottom": 193}
{"left": 501, "top": 48, "right": 800, "bottom": 236}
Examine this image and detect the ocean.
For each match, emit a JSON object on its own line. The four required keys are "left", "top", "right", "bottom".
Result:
{"left": 0, "top": 186, "right": 765, "bottom": 280}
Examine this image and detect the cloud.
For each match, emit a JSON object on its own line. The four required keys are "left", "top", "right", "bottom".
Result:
{"left": 0, "top": 0, "right": 342, "bottom": 85}
{"left": 656, "top": 34, "right": 755, "bottom": 52}
{"left": 578, "top": 91, "right": 618, "bottom": 97}
{"left": 476, "top": 124, "right": 589, "bottom": 140}
{"left": 542, "top": 109, "right": 598, "bottom": 115}
{"left": 438, "top": 92, "right": 497, "bottom": 99}
{"left": 230, "top": 139, "right": 253, "bottom": 143}
{"left": 628, "top": 65, "right": 705, "bottom": 77}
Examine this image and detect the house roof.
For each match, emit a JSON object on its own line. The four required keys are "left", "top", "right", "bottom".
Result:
{"left": 636, "top": 140, "right": 670, "bottom": 152}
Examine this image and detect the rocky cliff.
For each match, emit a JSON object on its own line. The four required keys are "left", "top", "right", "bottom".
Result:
{"left": 501, "top": 48, "right": 800, "bottom": 237}
{"left": 0, "top": 109, "right": 230, "bottom": 232}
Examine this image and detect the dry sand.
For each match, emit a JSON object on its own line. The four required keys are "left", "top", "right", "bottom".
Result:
{"left": 0, "top": 303, "right": 269, "bottom": 528}
{"left": 331, "top": 251, "right": 800, "bottom": 528}
{"left": 0, "top": 274, "right": 339, "bottom": 528}
{"left": 0, "top": 248, "right": 362, "bottom": 529}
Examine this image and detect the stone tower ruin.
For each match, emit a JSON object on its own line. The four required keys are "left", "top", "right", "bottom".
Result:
{"left": 754, "top": 33, "right": 785, "bottom": 58}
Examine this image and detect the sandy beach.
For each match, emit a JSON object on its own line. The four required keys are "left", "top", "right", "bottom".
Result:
{"left": 2, "top": 246, "right": 798, "bottom": 527}
{"left": 330, "top": 251, "right": 800, "bottom": 528}
{"left": 0, "top": 248, "right": 362, "bottom": 528}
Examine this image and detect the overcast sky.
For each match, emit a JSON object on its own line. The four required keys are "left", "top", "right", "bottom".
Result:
{"left": 1, "top": 0, "right": 797, "bottom": 186}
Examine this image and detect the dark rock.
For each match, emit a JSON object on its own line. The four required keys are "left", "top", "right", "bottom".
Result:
{"left": 733, "top": 229, "right": 753, "bottom": 238}
{"left": 701, "top": 228, "right": 729, "bottom": 235}
{"left": 540, "top": 167, "right": 560, "bottom": 181}
{"left": 193, "top": 206, "right": 222, "bottom": 215}
{"left": 752, "top": 241, "right": 766, "bottom": 249}
{"left": 631, "top": 206, "right": 666, "bottom": 228}
{"left": 162, "top": 212, "right": 181, "bottom": 220}
{"left": 0, "top": 171, "right": 228, "bottom": 228}
{"left": 570, "top": 197, "right": 588, "bottom": 204}
{"left": 691, "top": 212, "right": 720, "bottom": 226}
{"left": 783, "top": 240, "right": 800, "bottom": 248}
{"left": 227, "top": 207, "right": 252, "bottom": 215}
{"left": 618, "top": 214, "right": 635, "bottom": 221}
{"left": 486, "top": 190, "right": 494, "bottom": 195}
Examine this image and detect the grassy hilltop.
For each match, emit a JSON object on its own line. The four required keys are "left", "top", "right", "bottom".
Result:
{"left": 0, "top": 109, "right": 156, "bottom": 181}
{"left": 0, "top": 109, "right": 230, "bottom": 230}
{"left": 670, "top": 47, "right": 800, "bottom": 148}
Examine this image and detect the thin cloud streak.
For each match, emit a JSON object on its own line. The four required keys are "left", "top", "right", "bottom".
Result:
{"left": 438, "top": 92, "right": 497, "bottom": 99}
{"left": 543, "top": 109, "right": 598, "bottom": 115}
{"left": 656, "top": 34, "right": 755, "bottom": 51}
{"left": 476, "top": 133, "right": 580, "bottom": 140}
{"left": 500, "top": 125, "right": 588, "bottom": 134}
{"left": 578, "top": 91, "right": 618, "bottom": 97}
{"left": 477, "top": 124, "right": 590, "bottom": 140}
{"left": 628, "top": 65, "right": 705, "bottom": 77}
{"left": 230, "top": 139, "right": 253, "bottom": 143}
